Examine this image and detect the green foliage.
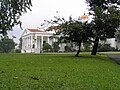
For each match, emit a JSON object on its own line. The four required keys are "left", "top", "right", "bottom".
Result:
{"left": 0, "top": 38, "right": 16, "bottom": 53}
{"left": 64, "top": 46, "right": 72, "bottom": 52}
{"left": 83, "top": 42, "right": 91, "bottom": 52}
{"left": 43, "top": 43, "right": 52, "bottom": 52}
{"left": 44, "top": 11, "right": 94, "bottom": 56}
{"left": 60, "top": 20, "right": 93, "bottom": 56}
{"left": 15, "top": 49, "right": 21, "bottom": 53}
{"left": 52, "top": 42, "right": 60, "bottom": 52}
{"left": 18, "top": 38, "right": 22, "bottom": 49}
{"left": 86, "top": 0, "right": 120, "bottom": 55}
{"left": 115, "top": 28, "right": 120, "bottom": 42}
{"left": 47, "top": 16, "right": 93, "bottom": 56}
{"left": 86, "top": 0, "right": 120, "bottom": 9}
{"left": 91, "top": 6, "right": 120, "bottom": 39}
{"left": 58, "top": 18, "right": 93, "bottom": 44}
{"left": 0, "top": 54, "right": 120, "bottom": 89}
{"left": 0, "top": 0, "right": 32, "bottom": 36}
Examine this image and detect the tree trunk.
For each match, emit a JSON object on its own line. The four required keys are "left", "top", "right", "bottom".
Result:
{"left": 91, "top": 37, "right": 99, "bottom": 55}
{"left": 75, "top": 40, "right": 82, "bottom": 57}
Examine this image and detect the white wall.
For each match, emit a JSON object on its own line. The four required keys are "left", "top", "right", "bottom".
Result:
{"left": 107, "top": 38, "right": 116, "bottom": 48}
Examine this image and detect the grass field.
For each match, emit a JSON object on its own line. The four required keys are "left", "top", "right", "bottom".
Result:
{"left": 0, "top": 53, "right": 120, "bottom": 90}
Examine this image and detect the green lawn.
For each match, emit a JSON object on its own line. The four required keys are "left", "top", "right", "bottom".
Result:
{"left": 0, "top": 53, "right": 120, "bottom": 90}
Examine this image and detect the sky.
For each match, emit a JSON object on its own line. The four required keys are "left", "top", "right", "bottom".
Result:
{"left": 8, "top": 0, "right": 88, "bottom": 44}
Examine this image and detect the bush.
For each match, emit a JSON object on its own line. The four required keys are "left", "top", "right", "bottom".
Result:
{"left": 98, "top": 43, "right": 116, "bottom": 52}
{"left": 15, "top": 49, "right": 21, "bottom": 53}
{"left": 83, "top": 42, "right": 91, "bottom": 52}
{"left": 43, "top": 43, "right": 52, "bottom": 52}
{"left": 64, "top": 46, "right": 73, "bottom": 52}
{"left": 52, "top": 42, "right": 60, "bottom": 52}
{"left": 0, "top": 38, "right": 16, "bottom": 53}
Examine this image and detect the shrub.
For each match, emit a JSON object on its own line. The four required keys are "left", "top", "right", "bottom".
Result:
{"left": 52, "top": 42, "right": 60, "bottom": 52}
{"left": 43, "top": 43, "right": 52, "bottom": 52}
{"left": 98, "top": 43, "right": 116, "bottom": 52}
{"left": 64, "top": 46, "right": 73, "bottom": 52}
{"left": 0, "top": 38, "right": 16, "bottom": 53}
{"left": 15, "top": 49, "right": 21, "bottom": 53}
{"left": 83, "top": 42, "right": 91, "bottom": 52}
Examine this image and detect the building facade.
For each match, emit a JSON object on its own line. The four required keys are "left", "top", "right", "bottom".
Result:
{"left": 21, "top": 28, "right": 120, "bottom": 53}
{"left": 21, "top": 28, "right": 55, "bottom": 53}
{"left": 21, "top": 13, "right": 120, "bottom": 53}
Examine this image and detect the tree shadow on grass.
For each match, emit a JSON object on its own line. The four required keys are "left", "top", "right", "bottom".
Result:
{"left": 60, "top": 54, "right": 107, "bottom": 61}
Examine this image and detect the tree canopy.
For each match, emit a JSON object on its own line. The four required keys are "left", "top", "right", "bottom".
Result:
{"left": 86, "top": 0, "right": 120, "bottom": 55}
{"left": 0, "top": 0, "right": 32, "bottom": 36}
{"left": 0, "top": 37, "right": 16, "bottom": 53}
{"left": 44, "top": 0, "right": 120, "bottom": 56}
{"left": 62, "top": 20, "right": 92, "bottom": 56}
{"left": 115, "top": 27, "right": 120, "bottom": 42}
{"left": 46, "top": 16, "right": 93, "bottom": 56}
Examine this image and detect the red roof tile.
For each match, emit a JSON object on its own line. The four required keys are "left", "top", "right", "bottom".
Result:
{"left": 28, "top": 28, "right": 44, "bottom": 32}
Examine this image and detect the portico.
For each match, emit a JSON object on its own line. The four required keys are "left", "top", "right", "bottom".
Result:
{"left": 21, "top": 28, "right": 54, "bottom": 53}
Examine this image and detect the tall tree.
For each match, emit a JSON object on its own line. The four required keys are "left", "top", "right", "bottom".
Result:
{"left": 86, "top": 0, "right": 120, "bottom": 55}
{"left": 61, "top": 20, "right": 92, "bottom": 56}
{"left": 0, "top": 0, "right": 32, "bottom": 36}
{"left": 46, "top": 16, "right": 93, "bottom": 56}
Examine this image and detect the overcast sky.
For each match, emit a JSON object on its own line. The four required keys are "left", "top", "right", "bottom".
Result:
{"left": 8, "top": 0, "right": 88, "bottom": 44}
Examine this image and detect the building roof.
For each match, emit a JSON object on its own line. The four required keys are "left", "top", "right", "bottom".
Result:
{"left": 47, "top": 26, "right": 61, "bottom": 31}
{"left": 28, "top": 28, "right": 44, "bottom": 32}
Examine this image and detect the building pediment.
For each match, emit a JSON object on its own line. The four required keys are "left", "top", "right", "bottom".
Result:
{"left": 21, "top": 28, "right": 45, "bottom": 37}
{"left": 21, "top": 28, "right": 55, "bottom": 38}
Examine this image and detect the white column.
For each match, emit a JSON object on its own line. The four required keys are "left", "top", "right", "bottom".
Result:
{"left": 24, "top": 38, "right": 26, "bottom": 48}
{"left": 31, "top": 35, "right": 35, "bottom": 53}
{"left": 26, "top": 37, "right": 28, "bottom": 48}
{"left": 35, "top": 36, "right": 37, "bottom": 48}
{"left": 31, "top": 35, "right": 34, "bottom": 46}
{"left": 30, "top": 36, "right": 32, "bottom": 48}
{"left": 28, "top": 37, "right": 30, "bottom": 48}
{"left": 41, "top": 36, "right": 43, "bottom": 52}
{"left": 27, "top": 36, "right": 30, "bottom": 48}
{"left": 22, "top": 38, "right": 24, "bottom": 49}
{"left": 29, "top": 37, "right": 30, "bottom": 47}
{"left": 47, "top": 36, "right": 49, "bottom": 44}
{"left": 27, "top": 37, "right": 29, "bottom": 48}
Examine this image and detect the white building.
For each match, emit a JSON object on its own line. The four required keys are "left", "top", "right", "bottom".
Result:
{"left": 21, "top": 28, "right": 120, "bottom": 53}
{"left": 21, "top": 28, "right": 56, "bottom": 53}
{"left": 21, "top": 13, "right": 120, "bottom": 53}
